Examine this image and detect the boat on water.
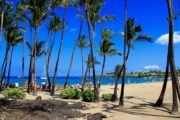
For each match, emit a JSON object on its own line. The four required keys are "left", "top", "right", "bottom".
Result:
{"left": 40, "top": 76, "right": 47, "bottom": 80}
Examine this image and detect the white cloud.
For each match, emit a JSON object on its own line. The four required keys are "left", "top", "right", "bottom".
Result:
{"left": 144, "top": 65, "right": 160, "bottom": 70}
{"left": 69, "top": 28, "right": 77, "bottom": 32}
{"left": 156, "top": 31, "right": 180, "bottom": 45}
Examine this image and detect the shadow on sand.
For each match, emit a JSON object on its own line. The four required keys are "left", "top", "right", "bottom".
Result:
{"left": 101, "top": 96, "right": 180, "bottom": 119}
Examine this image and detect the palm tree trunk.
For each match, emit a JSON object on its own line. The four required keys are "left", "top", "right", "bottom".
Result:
{"left": 154, "top": 51, "right": 169, "bottom": 107}
{"left": 0, "top": 1, "right": 4, "bottom": 48}
{"left": 0, "top": 12, "right": 4, "bottom": 45}
{"left": 119, "top": 0, "right": 128, "bottom": 106}
{"left": 1, "top": 45, "right": 9, "bottom": 75}
{"left": 33, "top": 27, "right": 38, "bottom": 96}
{"left": 81, "top": 65, "right": 89, "bottom": 93}
{"left": 51, "top": 7, "right": 67, "bottom": 96}
{"left": 99, "top": 55, "right": 106, "bottom": 88}
{"left": 64, "top": 18, "right": 83, "bottom": 88}
{"left": 112, "top": 46, "right": 130, "bottom": 101}
{"left": 167, "top": 0, "right": 178, "bottom": 114}
{"left": 28, "top": 28, "right": 33, "bottom": 93}
{"left": 7, "top": 46, "right": 14, "bottom": 86}
{"left": 22, "top": 38, "right": 25, "bottom": 89}
{"left": 46, "top": 32, "right": 55, "bottom": 92}
{"left": 80, "top": 47, "right": 84, "bottom": 86}
{"left": 0, "top": 45, "right": 10, "bottom": 89}
{"left": 28, "top": 55, "right": 33, "bottom": 93}
{"left": 86, "top": 9, "right": 98, "bottom": 102}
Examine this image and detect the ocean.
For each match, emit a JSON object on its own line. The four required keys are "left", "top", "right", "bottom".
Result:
{"left": 3, "top": 77, "right": 164, "bottom": 87}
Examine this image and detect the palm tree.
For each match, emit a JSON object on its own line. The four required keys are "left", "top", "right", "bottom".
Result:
{"left": 98, "top": 28, "right": 116, "bottom": 88}
{"left": 64, "top": 18, "right": 83, "bottom": 88}
{"left": 51, "top": 1, "right": 68, "bottom": 96}
{"left": 81, "top": 54, "right": 100, "bottom": 93}
{"left": 27, "top": 0, "right": 50, "bottom": 95}
{"left": 154, "top": 54, "right": 169, "bottom": 107}
{"left": 166, "top": 0, "right": 179, "bottom": 113}
{"left": 78, "top": 34, "right": 89, "bottom": 88}
{"left": 16, "top": 0, "right": 29, "bottom": 89}
{"left": 119, "top": 0, "right": 128, "bottom": 106}
{"left": 112, "top": 18, "right": 151, "bottom": 102}
{"left": 82, "top": 0, "right": 116, "bottom": 102}
{"left": 0, "top": 3, "right": 22, "bottom": 88}
{"left": 45, "top": 15, "right": 63, "bottom": 91}
{"left": 0, "top": 0, "right": 5, "bottom": 47}
{"left": 6, "top": 27, "right": 24, "bottom": 86}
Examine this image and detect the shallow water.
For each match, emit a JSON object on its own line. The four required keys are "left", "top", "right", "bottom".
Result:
{"left": 3, "top": 76, "right": 164, "bottom": 87}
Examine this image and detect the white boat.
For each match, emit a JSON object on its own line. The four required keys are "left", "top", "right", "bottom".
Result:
{"left": 40, "top": 76, "right": 47, "bottom": 80}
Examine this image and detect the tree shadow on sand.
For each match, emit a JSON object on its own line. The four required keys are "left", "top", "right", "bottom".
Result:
{"left": 101, "top": 96, "right": 180, "bottom": 119}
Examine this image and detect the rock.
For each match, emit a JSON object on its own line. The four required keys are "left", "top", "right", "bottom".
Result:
{"left": 87, "top": 113, "right": 107, "bottom": 120}
{"left": 35, "top": 96, "right": 42, "bottom": 100}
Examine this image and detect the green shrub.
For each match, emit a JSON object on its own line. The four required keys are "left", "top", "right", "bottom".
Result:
{"left": 61, "top": 88, "right": 80, "bottom": 99}
{"left": 3, "top": 88, "right": 26, "bottom": 99}
{"left": 82, "top": 89, "right": 94, "bottom": 102}
{"left": 74, "top": 88, "right": 81, "bottom": 99}
{"left": 102, "top": 94, "right": 113, "bottom": 101}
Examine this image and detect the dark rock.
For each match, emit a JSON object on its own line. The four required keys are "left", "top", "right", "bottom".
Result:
{"left": 35, "top": 96, "right": 42, "bottom": 100}
{"left": 87, "top": 113, "right": 107, "bottom": 120}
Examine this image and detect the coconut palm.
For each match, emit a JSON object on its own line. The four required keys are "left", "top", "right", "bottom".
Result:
{"left": 51, "top": 0, "right": 69, "bottom": 96}
{"left": 111, "top": 19, "right": 151, "bottom": 102}
{"left": 78, "top": 34, "right": 89, "bottom": 88}
{"left": 81, "top": 54, "right": 100, "bottom": 93}
{"left": 6, "top": 27, "right": 24, "bottom": 86}
{"left": 154, "top": 55, "right": 169, "bottom": 107}
{"left": 81, "top": 0, "right": 116, "bottom": 102}
{"left": 63, "top": 16, "right": 83, "bottom": 88}
{"left": 0, "top": 3, "right": 23, "bottom": 88}
{"left": 98, "top": 28, "right": 116, "bottom": 88}
{"left": 45, "top": 15, "right": 63, "bottom": 91}
{"left": 0, "top": 0, "right": 5, "bottom": 47}
{"left": 16, "top": 0, "right": 29, "bottom": 88}
{"left": 119, "top": 0, "right": 127, "bottom": 106}
{"left": 26, "top": 0, "right": 50, "bottom": 95}
{"left": 166, "top": 0, "right": 180, "bottom": 113}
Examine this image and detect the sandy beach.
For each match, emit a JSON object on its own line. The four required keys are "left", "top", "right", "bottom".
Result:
{"left": 1, "top": 81, "right": 179, "bottom": 120}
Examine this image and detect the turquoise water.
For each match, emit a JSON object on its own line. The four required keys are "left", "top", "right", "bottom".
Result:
{"left": 3, "top": 77, "right": 164, "bottom": 87}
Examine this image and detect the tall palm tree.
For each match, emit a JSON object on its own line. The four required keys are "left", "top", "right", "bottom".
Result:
{"left": 46, "top": 15, "right": 62, "bottom": 91}
{"left": 111, "top": 18, "right": 151, "bottom": 102}
{"left": 78, "top": 34, "right": 89, "bottom": 88}
{"left": 51, "top": 1, "right": 68, "bottom": 96}
{"left": 83, "top": 0, "right": 116, "bottom": 102}
{"left": 81, "top": 54, "right": 100, "bottom": 93}
{"left": 154, "top": 53, "right": 169, "bottom": 107}
{"left": 6, "top": 27, "right": 24, "bottom": 86}
{"left": 98, "top": 28, "right": 116, "bottom": 88}
{"left": 166, "top": 0, "right": 179, "bottom": 113}
{"left": 16, "top": 0, "right": 29, "bottom": 89}
{"left": 64, "top": 18, "right": 83, "bottom": 88}
{"left": 27, "top": 0, "right": 50, "bottom": 95}
{"left": 119, "top": 0, "right": 128, "bottom": 106}
{"left": 0, "top": 0, "right": 5, "bottom": 47}
{"left": 0, "top": 3, "right": 22, "bottom": 88}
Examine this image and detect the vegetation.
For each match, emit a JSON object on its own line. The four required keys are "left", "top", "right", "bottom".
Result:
{"left": 82, "top": 89, "right": 95, "bottom": 102}
{"left": 61, "top": 88, "right": 81, "bottom": 99}
{"left": 0, "top": 0, "right": 179, "bottom": 114}
{"left": 3, "top": 88, "right": 26, "bottom": 99}
{"left": 102, "top": 94, "right": 113, "bottom": 101}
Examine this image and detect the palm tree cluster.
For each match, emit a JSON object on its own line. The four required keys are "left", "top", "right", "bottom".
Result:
{"left": 0, "top": 0, "right": 179, "bottom": 114}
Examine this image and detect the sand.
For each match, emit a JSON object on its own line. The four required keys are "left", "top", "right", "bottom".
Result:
{"left": 0, "top": 81, "right": 180, "bottom": 120}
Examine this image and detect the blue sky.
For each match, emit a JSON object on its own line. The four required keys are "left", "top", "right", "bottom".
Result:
{"left": 0, "top": 0, "right": 180, "bottom": 76}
